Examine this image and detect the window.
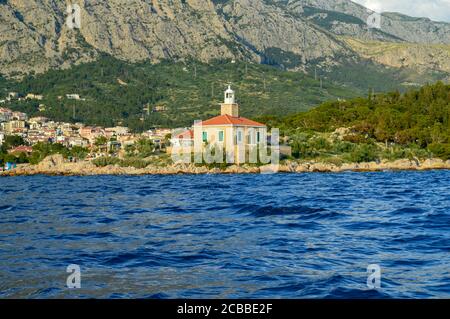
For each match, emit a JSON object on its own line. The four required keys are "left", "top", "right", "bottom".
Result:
{"left": 218, "top": 130, "right": 224, "bottom": 142}
{"left": 257, "top": 131, "right": 261, "bottom": 143}
{"left": 237, "top": 131, "right": 242, "bottom": 143}
{"left": 202, "top": 131, "right": 208, "bottom": 142}
{"left": 248, "top": 130, "right": 255, "bottom": 145}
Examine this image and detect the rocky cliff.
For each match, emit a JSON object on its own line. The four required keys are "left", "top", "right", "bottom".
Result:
{"left": 2, "top": 154, "right": 450, "bottom": 176}
{"left": 1, "top": 0, "right": 450, "bottom": 77}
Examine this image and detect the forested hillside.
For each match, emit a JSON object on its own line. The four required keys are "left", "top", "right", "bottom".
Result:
{"left": 261, "top": 82, "right": 450, "bottom": 160}
{"left": 0, "top": 56, "right": 358, "bottom": 130}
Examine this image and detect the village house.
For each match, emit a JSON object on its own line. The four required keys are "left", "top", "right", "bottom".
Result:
{"left": 8, "top": 145, "right": 33, "bottom": 156}
{"left": 154, "top": 128, "right": 172, "bottom": 137}
{"left": 0, "top": 132, "right": 4, "bottom": 145}
{"left": 1, "top": 120, "right": 27, "bottom": 134}
{"left": 79, "top": 126, "right": 105, "bottom": 145}
{"left": 105, "top": 126, "right": 130, "bottom": 137}
{"left": 192, "top": 86, "right": 267, "bottom": 164}
{"left": 26, "top": 130, "right": 52, "bottom": 145}
{"left": 142, "top": 129, "right": 159, "bottom": 140}
{"left": 66, "top": 94, "right": 81, "bottom": 100}
{"left": 6, "top": 92, "right": 19, "bottom": 101}
{"left": 55, "top": 135, "right": 68, "bottom": 146}
{"left": 0, "top": 107, "right": 13, "bottom": 122}
{"left": 153, "top": 105, "right": 167, "bottom": 113}
{"left": 11, "top": 111, "right": 28, "bottom": 121}
{"left": 117, "top": 134, "right": 141, "bottom": 149}
{"left": 58, "top": 123, "right": 79, "bottom": 137}
{"left": 42, "top": 127, "right": 56, "bottom": 138}
{"left": 28, "top": 117, "right": 48, "bottom": 130}
{"left": 170, "top": 129, "right": 194, "bottom": 148}
{"left": 68, "top": 137, "right": 89, "bottom": 148}
{"left": 143, "top": 128, "right": 172, "bottom": 149}
{"left": 25, "top": 93, "right": 44, "bottom": 101}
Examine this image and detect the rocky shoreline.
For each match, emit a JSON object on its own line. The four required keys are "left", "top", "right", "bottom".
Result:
{"left": 1, "top": 155, "right": 450, "bottom": 177}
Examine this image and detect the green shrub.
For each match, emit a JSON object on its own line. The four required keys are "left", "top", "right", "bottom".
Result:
{"left": 119, "top": 159, "right": 150, "bottom": 169}
{"left": 92, "top": 156, "right": 121, "bottom": 167}
{"left": 428, "top": 143, "right": 450, "bottom": 160}
{"left": 310, "top": 137, "right": 332, "bottom": 151}
{"left": 321, "top": 156, "right": 344, "bottom": 167}
{"left": 381, "top": 147, "right": 409, "bottom": 161}
{"left": 332, "top": 141, "right": 356, "bottom": 154}
{"left": 346, "top": 144, "right": 380, "bottom": 163}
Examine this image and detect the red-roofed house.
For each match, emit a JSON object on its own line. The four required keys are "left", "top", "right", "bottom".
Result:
{"left": 171, "top": 129, "right": 194, "bottom": 148}
{"left": 193, "top": 86, "right": 267, "bottom": 163}
{"left": 8, "top": 145, "right": 33, "bottom": 155}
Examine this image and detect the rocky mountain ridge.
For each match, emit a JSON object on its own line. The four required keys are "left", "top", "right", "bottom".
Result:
{"left": 0, "top": 0, "right": 449, "bottom": 80}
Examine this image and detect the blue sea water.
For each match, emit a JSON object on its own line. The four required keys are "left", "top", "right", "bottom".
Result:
{"left": 0, "top": 171, "right": 449, "bottom": 299}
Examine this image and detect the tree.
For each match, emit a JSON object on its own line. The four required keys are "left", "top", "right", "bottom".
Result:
{"left": 135, "top": 138, "right": 155, "bottom": 158}
{"left": 3, "top": 135, "right": 26, "bottom": 149}
{"left": 94, "top": 136, "right": 108, "bottom": 147}
{"left": 70, "top": 146, "right": 88, "bottom": 159}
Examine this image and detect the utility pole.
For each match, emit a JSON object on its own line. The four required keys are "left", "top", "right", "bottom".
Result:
{"left": 194, "top": 65, "right": 197, "bottom": 79}
{"left": 320, "top": 77, "right": 323, "bottom": 89}
{"left": 263, "top": 72, "right": 266, "bottom": 92}
{"left": 211, "top": 82, "right": 214, "bottom": 98}
{"left": 315, "top": 67, "right": 317, "bottom": 81}
{"left": 245, "top": 62, "right": 248, "bottom": 75}
{"left": 72, "top": 103, "right": 76, "bottom": 120}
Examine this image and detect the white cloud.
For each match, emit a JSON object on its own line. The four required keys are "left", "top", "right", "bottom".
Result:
{"left": 352, "top": 0, "right": 450, "bottom": 22}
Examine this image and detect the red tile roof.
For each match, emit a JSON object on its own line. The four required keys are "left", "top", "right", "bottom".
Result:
{"left": 8, "top": 146, "right": 33, "bottom": 154}
{"left": 198, "top": 114, "right": 265, "bottom": 127}
{"left": 175, "top": 130, "right": 194, "bottom": 139}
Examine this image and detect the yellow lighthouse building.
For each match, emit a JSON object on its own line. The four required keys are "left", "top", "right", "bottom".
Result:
{"left": 193, "top": 86, "right": 267, "bottom": 164}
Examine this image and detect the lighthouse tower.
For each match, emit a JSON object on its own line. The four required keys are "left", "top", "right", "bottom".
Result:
{"left": 221, "top": 85, "right": 239, "bottom": 117}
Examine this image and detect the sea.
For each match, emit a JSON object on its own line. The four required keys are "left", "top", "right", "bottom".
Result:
{"left": 0, "top": 171, "right": 449, "bottom": 298}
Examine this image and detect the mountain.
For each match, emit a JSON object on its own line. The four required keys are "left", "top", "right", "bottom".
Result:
{"left": 1, "top": 0, "right": 449, "bottom": 80}
{"left": 0, "top": 0, "right": 449, "bottom": 129}
{"left": 288, "top": 0, "right": 450, "bottom": 44}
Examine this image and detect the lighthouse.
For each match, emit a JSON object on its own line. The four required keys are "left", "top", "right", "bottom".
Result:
{"left": 221, "top": 85, "right": 239, "bottom": 117}
{"left": 193, "top": 85, "right": 267, "bottom": 164}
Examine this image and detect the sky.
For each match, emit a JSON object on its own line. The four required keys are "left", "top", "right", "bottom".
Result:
{"left": 352, "top": 0, "right": 450, "bottom": 22}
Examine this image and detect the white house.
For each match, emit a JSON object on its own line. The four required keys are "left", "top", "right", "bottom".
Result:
{"left": 66, "top": 94, "right": 81, "bottom": 100}
{"left": 171, "top": 129, "right": 194, "bottom": 148}
{"left": 25, "top": 93, "right": 44, "bottom": 100}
